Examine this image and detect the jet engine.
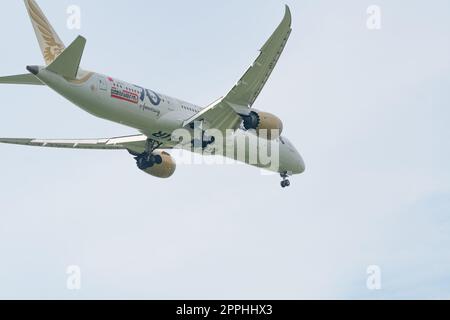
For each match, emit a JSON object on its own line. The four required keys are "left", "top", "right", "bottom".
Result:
{"left": 141, "top": 150, "right": 176, "bottom": 179}
{"left": 242, "top": 111, "right": 283, "bottom": 140}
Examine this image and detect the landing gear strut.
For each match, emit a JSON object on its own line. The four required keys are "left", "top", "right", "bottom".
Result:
{"left": 134, "top": 139, "right": 163, "bottom": 170}
{"left": 280, "top": 172, "right": 291, "bottom": 188}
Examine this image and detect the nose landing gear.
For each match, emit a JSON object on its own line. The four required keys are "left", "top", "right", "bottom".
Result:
{"left": 280, "top": 172, "right": 291, "bottom": 188}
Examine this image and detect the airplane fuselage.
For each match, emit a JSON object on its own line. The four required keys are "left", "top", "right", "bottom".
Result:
{"left": 30, "top": 67, "right": 305, "bottom": 175}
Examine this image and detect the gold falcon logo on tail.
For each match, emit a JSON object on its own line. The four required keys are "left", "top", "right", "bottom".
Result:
{"left": 24, "top": 0, "right": 66, "bottom": 65}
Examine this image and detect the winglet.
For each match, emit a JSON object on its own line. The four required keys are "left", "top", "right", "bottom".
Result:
{"left": 46, "top": 36, "right": 86, "bottom": 79}
{"left": 284, "top": 5, "right": 292, "bottom": 27}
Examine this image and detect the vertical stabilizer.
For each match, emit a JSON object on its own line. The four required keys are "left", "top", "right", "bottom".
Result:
{"left": 24, "top": 0, "right": 66, "bottom": 65}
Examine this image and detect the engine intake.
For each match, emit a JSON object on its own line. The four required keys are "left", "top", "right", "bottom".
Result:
{"left": 242, "top": 111, "right": 283, "bottom": 140}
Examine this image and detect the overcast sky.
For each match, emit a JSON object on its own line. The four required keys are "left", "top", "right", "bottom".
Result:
{"left": 0, "top": 0, "right": 449, "bottom": 299}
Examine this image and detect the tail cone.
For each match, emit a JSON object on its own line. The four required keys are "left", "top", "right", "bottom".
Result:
{"left": 26, "top": 65, "right": 39, "bottom": 75}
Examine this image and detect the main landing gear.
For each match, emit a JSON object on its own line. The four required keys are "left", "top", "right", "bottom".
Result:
{"left": 189, "top": 121, "right": 216, "bottom": 150}
{"left": 280, "top": 172, "right": 291, "bottom": 188}
{"left": 134, "top": 139, "right": 163, "bottom": 170}
{"left": 191, "top": 131, "right": 216, "bottom": 149}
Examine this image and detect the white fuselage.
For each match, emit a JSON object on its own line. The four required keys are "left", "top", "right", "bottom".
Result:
{"left": 33, "top": 68, "right": 305, "bottom": 175}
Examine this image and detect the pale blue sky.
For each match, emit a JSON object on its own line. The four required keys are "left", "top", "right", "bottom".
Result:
{"left": 0, "top": 0, "right": 449, "bottom": 299}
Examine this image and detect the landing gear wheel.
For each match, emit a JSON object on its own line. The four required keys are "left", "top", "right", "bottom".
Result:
{"left": 281, "top": 180, "right": 291, "bottom": 188}
{"left": 135, "top": 139, "right": 164, "bottom": 170}
{"left": 136, "top": 155, "right": 154, "bottom": 170}
{"left": 136, "top": 157, "right": 146, "bottom": 170}
{"left": 280, "top": 172, "right": 291, "bottom": 188}
{"left": 154, "top": 155, "right": 163, "bottom": 165}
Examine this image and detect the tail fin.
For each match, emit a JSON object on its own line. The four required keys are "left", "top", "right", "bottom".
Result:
{"left": 46, "top": 36, "right": 86, "bottom": 79}
{"left": 24, "top": 0, "right": 66, "bottom": 65}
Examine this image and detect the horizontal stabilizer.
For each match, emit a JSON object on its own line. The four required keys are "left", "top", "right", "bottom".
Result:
{"left": 0, "top": 73, "right": 44, "bottom": 85}
{"left": 46, "top": 36, "right": 86, "bottom": 79}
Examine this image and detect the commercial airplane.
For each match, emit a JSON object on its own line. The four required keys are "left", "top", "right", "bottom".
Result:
{"left": 0, "top": 0, "right": 305, "bottom": 188}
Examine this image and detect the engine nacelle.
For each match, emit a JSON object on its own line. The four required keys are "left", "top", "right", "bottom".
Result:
{"left": 242, "top": 111, "right": 284, "bottom": 140}
{"left": 141, "top": 151, "right": 176, "bottom": 179}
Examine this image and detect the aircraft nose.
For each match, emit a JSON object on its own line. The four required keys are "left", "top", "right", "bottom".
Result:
{"left": 297, "top": 154, "right": 306, "bottom": 174}
{"left": 279, "top": 137, "right": 306, "bottom": 175}
{"left": 288, "top": 150, "right": 305, "bottom": 175}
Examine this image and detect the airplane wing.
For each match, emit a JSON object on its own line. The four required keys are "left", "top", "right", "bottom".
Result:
{"left": 225, "top": 5, "right": 292, "bottom": 108}
{"left": 0, "top": 135, "right": 168, "bottom": 154}
{"left": 184, "top": 6, "right": 292, "bottom": 132}
{"left": 182, "top": 97, "right": 242, "bottom": 133}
